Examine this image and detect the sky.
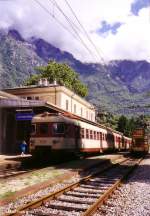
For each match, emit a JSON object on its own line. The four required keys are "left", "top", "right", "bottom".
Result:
{"left": 0, "top": 0, "right": 150, "bottom": 63}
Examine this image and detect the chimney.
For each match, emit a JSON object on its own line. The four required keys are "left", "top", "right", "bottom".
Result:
{"left": 53, "top": 80, "right": 57, "bottom": 85}
{"left": 38, "top": 78, "right": 49, "bottom": 86}
{"left": 43, "top": 78, "right": 49, "bottom": 86}
{"left": 38, "top": 79, "right": 43, "bottom": 86}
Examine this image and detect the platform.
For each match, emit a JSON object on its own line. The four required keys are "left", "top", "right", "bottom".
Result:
{"left": 0, "top": 154, "right": 32, "bottom": 170}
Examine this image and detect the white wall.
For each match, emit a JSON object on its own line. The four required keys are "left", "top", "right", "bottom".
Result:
{"left": 59, "top": 91, "right": 95, "bottom": 121}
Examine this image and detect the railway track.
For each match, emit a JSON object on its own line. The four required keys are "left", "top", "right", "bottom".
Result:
{"left": 5, "top": 157, "right": 142, "bottom": 216}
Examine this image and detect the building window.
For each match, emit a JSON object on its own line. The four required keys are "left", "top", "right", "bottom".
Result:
{"left": 35, "top": 96, "right": 39, "bottom": 100}
{"left": 74, "top": 104, "right": 76, "bottom": 113}
{"left": 81, "top": 108, "right": 83, "bottom": 117}
{"left": 86, "top": 111, "right": 88, "bottom": 119}
{"left": 66, "top": 100, "right": 69, "bottom": 111}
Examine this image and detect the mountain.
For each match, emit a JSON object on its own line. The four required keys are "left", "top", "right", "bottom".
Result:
{"left": 0, "top": 29, "right": 150, "bottom": 115}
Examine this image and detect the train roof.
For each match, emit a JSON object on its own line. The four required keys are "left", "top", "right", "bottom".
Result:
{"left": 32, "top": 112, "right": 125, "bottom": 136}
{"left": 32, "top": 112, "right": 78, "bottom": 125}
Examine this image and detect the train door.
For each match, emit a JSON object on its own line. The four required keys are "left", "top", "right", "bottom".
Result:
{"left": 75, "top": 126, "right": 80, "bottom": 151}
{"left": 100, "top": 132, "right": 103, "bottom": 153}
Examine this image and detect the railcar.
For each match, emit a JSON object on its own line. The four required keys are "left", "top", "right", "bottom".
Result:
{"left": 29, "top": 112, "right": 131, "bottom": 157}
{"left": 131, "top": 128, "right": 149, "bottom": 154}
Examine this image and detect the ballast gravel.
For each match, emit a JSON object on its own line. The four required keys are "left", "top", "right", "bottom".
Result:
{"left": 95, "top": 155, "right": 150, "bottom": 216}
{"left": 0, "top": 176, "right": 80, "bottom": 215}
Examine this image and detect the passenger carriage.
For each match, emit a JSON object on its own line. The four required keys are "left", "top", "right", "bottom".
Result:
{"left": 30, "top": 112, "right": 131, "bottom": 157}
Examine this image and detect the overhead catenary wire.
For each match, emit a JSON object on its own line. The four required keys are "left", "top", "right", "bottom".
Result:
{"left": 63, "top": 0, "right": 107, "bottom": 64}
{"left": 61, "top": 0, "right": 116, "bottom": 73}
{"left": 33, "top": 0, "right": 98, "bottom": 61}
{"left": 48, "top": 0, "right": 98, "bottom": 61}
{"left": 33, "top": 0, "right": 78, "bottom": 40}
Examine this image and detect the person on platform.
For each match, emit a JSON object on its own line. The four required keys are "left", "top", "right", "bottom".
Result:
{"left": 20, "top": 140, "right": 27, "bottom": 156}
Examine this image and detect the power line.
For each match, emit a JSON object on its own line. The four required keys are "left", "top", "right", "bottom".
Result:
{"left": 48, "top": 0, "right": 98, "bottom": 61}
{"left": 63, "top": 0, "right": 107, "bottom": 64}
{"left": 33, "top": 0, "right": 84, "bottom": 45}
{"left": 33, "top": 0, "right": 98, "bottom": 61}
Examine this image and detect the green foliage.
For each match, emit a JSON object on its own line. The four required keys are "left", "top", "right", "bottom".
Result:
{"left": 117, "top": 115, "right": 129, "bottom": 135}
{"left": 116, "top": 115, "right": 150, "bottom": 137}
{"left": 24, "top": 74, "right": 41, "bottom": 85}
{"left": 96, "top": 109, "right": 119, "bottom": 129}
{"left": 25, "top": 61, "right": 88, "bottom": 97}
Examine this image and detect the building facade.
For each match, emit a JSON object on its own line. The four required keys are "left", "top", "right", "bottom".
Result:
{"left": 5, "top": 82, "right": 96, "bottom": 122}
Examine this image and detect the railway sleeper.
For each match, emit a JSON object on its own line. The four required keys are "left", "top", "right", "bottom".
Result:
{"left": 29, "top": 207, "right": 82, "bottom": 216}
{"left": 28, "top": 208, "right": 67, "bottom": 216}
{"left": 80, "top": 184, "right": 110, "bottom": 190}
{"left": 86, "top": 181, "right": 113, "bottom": 187}
{"left": 65, "top": 191, "right": 100, "bottom": 198}
{"left": 74, "top": 187, "right": 104, "bottom": 193}
{"left": 57, "top": 195, "right": 95, "bottom": 204}
{"left": 89, "top": 178, "right": 116, "bottom": 183}
{"left": 45, "top": 200, "right": 89, "bottom": 211}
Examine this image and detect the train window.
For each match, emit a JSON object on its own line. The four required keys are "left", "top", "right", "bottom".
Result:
{"left": 90, "top": 130, "right": 93, "bottom": 139}
{"left": 94, "top": 131, "right": 96, "bottom": 140}
{"left": 31, "top": 124, "right": 36, "bottom": 135}
{"left": 52, "top": 123, "right": 65, "bottom": 134}
{"left": 100, "top": 132, "right": 102, "bottom": 140}
{"left": 81, "top": 128, "right": 85, "bottom": 138}
{"left": 102, "top": 134, "right": 105, "bottom": 140}
{"left": 27, "top": 96, "right": 32, "bottom": 100}
{"left": 39, "top": 123, "right": 49, "bottom": 135}
{"left": 97, "top": 132, "right": 99, "bottom": 140}
{"left": 86, "top": 129, "right": 89, "bottom": 139}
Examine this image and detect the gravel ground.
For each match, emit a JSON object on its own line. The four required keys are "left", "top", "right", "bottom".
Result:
{"left": 95, "top": 154, "right": 150, "bottom": 216}
{"left": 0, "top": 176, "right": 80, "bottom": 215}
{"left": 0, "top": 154, "right": 125, "bottom": 215}
{"left": 0, "top": 154, "right": 123, "bottom": 200}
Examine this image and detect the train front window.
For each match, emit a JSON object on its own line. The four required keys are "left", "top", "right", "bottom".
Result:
{"left": 31, "top": 124, "right": 36, "bottom": 135}
{"left": 52, "top": 123, "right": 65, "bottom": 134}
{"left": 39, "top": 123, "right": 49, "bottom": 135}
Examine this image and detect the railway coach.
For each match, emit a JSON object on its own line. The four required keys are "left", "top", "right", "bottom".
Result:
{"left": 131, "top": 128, "right": 149, "bottom": 154}
{"left": 29, "top": 112, "right": 131, "bottom": 157}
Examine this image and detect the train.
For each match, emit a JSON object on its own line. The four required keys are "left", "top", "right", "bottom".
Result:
{"left": 29, "top": 112, "right": 132, "bottom": 158}
{"left": 131, "top": 128, "right": 149, "bottom": 154}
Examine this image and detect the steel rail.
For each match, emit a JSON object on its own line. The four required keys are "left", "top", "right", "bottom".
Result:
{"left": 82, "top": 157, "right": 143, "bottom": 216}
{"left": 5, "top": 157, "right": 134, "bottom": 216}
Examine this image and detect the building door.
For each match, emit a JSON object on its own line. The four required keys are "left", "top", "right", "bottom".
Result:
{"left": 16, "top": 120, "right": 31, "bottom": 153}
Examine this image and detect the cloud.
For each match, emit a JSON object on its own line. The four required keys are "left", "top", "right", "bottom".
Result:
{"left": 0, "top": 0, "right": 149, "bottom": 63}
{"left": 131, "top": 0, "right": 150, "bottom": 15}
{"left": 97, "top": 21, "right": 123, "bottom": 35}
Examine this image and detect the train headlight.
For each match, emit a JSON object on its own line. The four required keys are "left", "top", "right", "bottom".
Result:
{"left": 30, "top": 140, "right": 35, "bottom": 149}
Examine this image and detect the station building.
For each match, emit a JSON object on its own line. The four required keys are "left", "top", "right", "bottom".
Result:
{"left": 0, "top": 90, "right": 63, "bottom": 154}
{"left": 4, "top": 79, "right": 96, "bottom": 122}
{"left": 1, "top": 80, "right": 96, "bottom": 154}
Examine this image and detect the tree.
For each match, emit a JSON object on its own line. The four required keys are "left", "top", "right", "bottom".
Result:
{"left": 25, "top": 61, "right": 88, "bottom": 97}
{"left": 117, "top": 115, "right": 129, "bottom": 136}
